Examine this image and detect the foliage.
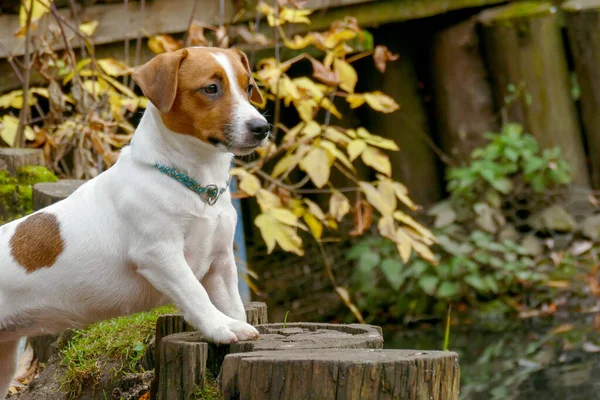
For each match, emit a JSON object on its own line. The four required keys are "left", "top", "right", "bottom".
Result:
{"left": 347, "top": 123, "right": 576, "bottom": 322}
{"left": 0, "top": 165, "right": 57, "bottom": 222}
{"left": 447, "top": 122, "right": 571, "bottom": 206}
{"left": 58, "top": 305, "right": 176, "bottom": 398}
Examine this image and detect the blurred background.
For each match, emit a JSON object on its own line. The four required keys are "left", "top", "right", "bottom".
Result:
{"left": 4, "top": 0, "right": 600, "bottom": 399}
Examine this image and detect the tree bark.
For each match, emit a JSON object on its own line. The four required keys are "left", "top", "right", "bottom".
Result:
{"left": 430, "top": 16, "right": 497, "bottom": 164}
{"left": 221, "top": 348, "right": 460, "bottom": 400}
{"left": 0, "top": 148, "right": 44, "bottom": 175}
{"left": 365, "top": 26, "right": 443, "bottom": 206}
{"left": 479, "top": 2, "right": 590, "bottom": 187}
{"left": 563, "top": 0, "right": 600, "bottom": 189}
{"left": 32, "top": 180, "right": 85, "bottom": 210}
{"left": 155, "top": 334, "right": 208, "bottom": 400}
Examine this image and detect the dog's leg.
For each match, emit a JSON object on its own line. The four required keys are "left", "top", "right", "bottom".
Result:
{"left": 134, "top": 245, "right": 258, "bottom": 344}
{"left": 0, "top": 339, "right": 19, "bottom": 399}
{"left": 202, "top": 255, "right": 246, "bottom": 323}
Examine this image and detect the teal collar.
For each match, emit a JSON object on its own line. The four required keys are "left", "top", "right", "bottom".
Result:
{"left": 154, "top": 164, "right": 229, "bottom": 206}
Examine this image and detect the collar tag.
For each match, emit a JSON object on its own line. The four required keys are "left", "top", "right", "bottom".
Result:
{"left": 154, "top": 164, "right": 228, "bottom": 206}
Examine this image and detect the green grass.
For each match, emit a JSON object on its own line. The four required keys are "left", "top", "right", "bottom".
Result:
{"left": 59, "top": 305, "right": 177, "bottom": 397}
{"left": 192, "top": 375, "right": 222, "bottom": 400}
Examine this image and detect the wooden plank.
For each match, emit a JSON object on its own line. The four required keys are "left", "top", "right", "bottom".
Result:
{"left": 0, "top": 0, "right": 374, "bottom": 59}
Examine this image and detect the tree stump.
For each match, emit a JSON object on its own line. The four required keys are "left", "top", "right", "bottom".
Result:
{"left": 478, "top": 2, "right": 590, "bottom": 187}
{"left": 32, "top": 179, "right": 86, "bottom": 210}
{"left": 155, "top": 334, "right": 208, "bottom": 400}
{"left": 152, "top": 322, "right": 384, "bottom": 399}
{"left": 430, "top": 16, "right": 497, "bottom": 163}
{"left": 0, "top": 148, "right": 44, "bottom": 174}
{"left": 151, "top": 303, "right": 268, "bottom": 399}
{"left": 221, "top": 349, "right": 460, "bottom": 400}
{"left": 563, "top": 0, "right": 600, "bottom": 189}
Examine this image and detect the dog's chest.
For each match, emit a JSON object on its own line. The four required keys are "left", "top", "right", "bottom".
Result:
{"left": 183, "top": 203, "right": 236, "bottom": 277}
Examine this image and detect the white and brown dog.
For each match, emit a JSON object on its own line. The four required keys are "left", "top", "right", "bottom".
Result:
{"left": 0, "top": 47, "right": 269, "bottom": 397}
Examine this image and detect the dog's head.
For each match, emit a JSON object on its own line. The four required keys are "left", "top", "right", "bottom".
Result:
{"left": 132, "top": 47, "right": 269, "bottom": 156}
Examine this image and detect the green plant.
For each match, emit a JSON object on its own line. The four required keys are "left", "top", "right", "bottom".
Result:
{"left": 447, "top": 123, "right": 571, "bottom": 205}
{"left": 0, "top": 165, "right": 57, "bottom": 222}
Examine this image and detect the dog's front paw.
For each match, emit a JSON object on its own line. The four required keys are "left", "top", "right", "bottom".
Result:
{"left": 204, "top": 319, "right": 259, "bottom": 344}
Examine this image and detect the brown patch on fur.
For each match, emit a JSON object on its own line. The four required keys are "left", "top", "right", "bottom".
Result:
{"left": 10, "top": 212, "right": 64, "bottom": 273}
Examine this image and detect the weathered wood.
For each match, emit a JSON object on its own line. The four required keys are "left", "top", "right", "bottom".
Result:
{"left": 430, "top": 16, "right": 497, "bottom": 163}
{"left": 479, "top": 2, "right": 590, "bottom": 187}
{"left": 0, "top": 149, "right": 44, "bottom": 175}
{"left": 221, "top": 348, "right": 460, "bottom": 400}
{"left": 563, "top": 0, "right": 600, "bottom": 189}
{"left": 151, "top": 302, "right": 268, "bottom": 399}
{"left": 32, "top": 180, "right": 86, "bottom": 210}
{"left": 365, "top": 27, "right": 443, "bottom": 206}
{"left": 156, "top": 334, "right": 208, "bottom": 400}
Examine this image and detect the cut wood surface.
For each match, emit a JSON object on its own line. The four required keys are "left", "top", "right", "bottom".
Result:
{"left": 32, "top": 180, "right": 86, "bottom": 210}
{"left": 221, "top": 348, "right": 460, "bottom": 400}
{"left": 563, "top": 0, "right": 600, "bottom": 189}
{"left": 0, "top": 149, "right": 44, "bottom": 175}
{"left": 479, "top": 2, "right": 590, "bottom": 187}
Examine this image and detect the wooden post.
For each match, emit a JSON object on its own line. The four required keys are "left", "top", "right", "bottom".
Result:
{"left": 221, "top": 349, "right": 460, "bottom": 400}
{"left": 430, "top": 16, "right": 497, "bottom": 163}
{"left": 151, "top": 303, "right": 268, "bottom": 400}
{"left": 32, "top": 180, "right": 86, "bottom": 210}
{"left": 155, "top": 334, "right": 208, "bottom": 400}
{"left": 478, "top": 2, "right": 590, "bottom": 187}
{"left": 563, "top": 0, "right": 600, "bottom": 189}
{"left": 0, "top": 148, "right": 44, "bottom": 174}
{"left": 365, "top": 27, "right": 443, "bottom": 206}
{"left": 26, "top": 179, "right": 86, "bottom": 363}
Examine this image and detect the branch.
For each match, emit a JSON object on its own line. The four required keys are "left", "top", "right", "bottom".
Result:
{"left": 15, "top": 0, "right": 35, "bottom": 149}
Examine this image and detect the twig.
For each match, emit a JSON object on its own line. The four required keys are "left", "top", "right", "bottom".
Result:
{"left": 183, "top": 0, "right": 200, "bottom": 47}
{"left": 16, "top": 0, "right": 35, "bottom": 148}
{"left": 68, "top": 0, "right": 87, "bottom": 59}
{"left": 129, "top": 0, "right": 145, "bottom": 90}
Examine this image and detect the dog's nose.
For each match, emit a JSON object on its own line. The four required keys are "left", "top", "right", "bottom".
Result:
{"left": 247, "top": 119, "right": 270, "bottom": 140}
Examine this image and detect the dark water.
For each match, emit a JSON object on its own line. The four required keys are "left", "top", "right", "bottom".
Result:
{"left": 384, "top": 314, "right": 600, "bottom": 400}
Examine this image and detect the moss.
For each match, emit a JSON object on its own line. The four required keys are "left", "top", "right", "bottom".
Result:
{"left": 59, "top": 305, "right": 177, "bottom": 398}
{"left": 192, "top": 375, "right": 222, "bottom": 400}
{"left": 479, "top": 2, "right": 555, "bottom": 25}
{"left": 16, "top": 165, "right": 59, "bottom": 185}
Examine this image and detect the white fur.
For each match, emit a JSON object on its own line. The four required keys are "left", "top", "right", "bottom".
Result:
{"left": 0, "top": 53, "right": 266, "bottom": 398}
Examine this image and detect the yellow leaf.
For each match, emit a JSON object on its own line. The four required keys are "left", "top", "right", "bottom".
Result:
{"left": 347, "top": 139, "right": 366, "bottom": 161}
{"left": 346, "top": 93, "right": 365, "bottom": 108}
{"left": 320, "top": 140, "right": 355, "bottom": 172}
{"left": 97, "top": 58, "right": 133, "bottom": 77}
{"left": 271, "top": 153, "right": 297, "bottom": 178}
{"left": 0, "top": 90, "right": 36, "bottom": 109}
{"left": 324, "top": 126, "right": 351, "bottom": 146}
{"left": 79, "top": 20, "right": 99, "bottom": 36}
{"left": 329, "top": 191, "right": 350, "bottom": 222}
{"left": 334, "top": 286, "right": 365, "bottom": 323}
{"left": 256, "top": 189, "right": 281, "bottom": 211}
{"left": 395, "top": 228, "right": 413, "bottom": 262}
{"left": 364, "top": 91, "right": 400, "bottom": 113}
{"left": 255, "top": 213, "right": 304, "bottom": 255}
{"left": 270, "top": 207, "right": 304, "bottom": 228}
{"left": 324, "top": 30, "right": 357, "bottom": 49}
{"left": 148, "top": 35, "right": 181, "bottom": 54}
{"left": 377, "top": 215, "right": 396, "bottom": 239}
{"left": 320, "top": 97, "right": 342, "bottom": 119}
{"left": 411, "top": 238, "right": 437, "bottom": 264}
{"left": 16, "top": 0, "right": 50, "bottom": 36}
{"left": 393, "top": 211, "right": 435, "bottom": 243}
{"left": 356, "top": 127, "right": 399, "bottom": 151}
{"left": 299, "top": 146, "right": 334, "bottom": 188}
{"left": 361, "top": 147, "right": 392, "bottom": 176}
{"left": 240, "top": 173, "right": 261, "bottom": 195}
{"left": 304, "top": 199, "right": 326, "bottom": 220}
{"left": 257, "top": 1, "right": 275, "bottom": 16}
{"left": 333, "top": 59, "right": 357, "bottom": 93}
{"left": 359, "top": 181, "right": 394, "bottom": 216}
{"left": 284, "top": 34, "right": 315, "bottom": 50}
{"left": 81, "top": 80, "right": 104, "bottom": 96}
{"left": 280, "top": 8, "right": 312, "bottom": 24}
{"left": 303, "top": 212, "right": 323, "bottom": 239}
{"left": 377, "top": 174, "right": 418, "bottom": 210}
{"left": 379, "top": 181, "right": 397, "bottom": 214}
{"left": 0, "top": 115, "right": 35, "bottom": 147}
{"left": 296, "top": 100, "right": 316, "bottom": 122}
{"left": 103, "top": 75, "right": 137, "bottom": 98}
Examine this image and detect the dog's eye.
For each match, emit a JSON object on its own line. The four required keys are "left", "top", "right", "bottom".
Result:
{"left": 201, "top": 84, "right": 219, "bottom": 95}
{"left": 247, "top": 84, "right": 255, "bottom": 97}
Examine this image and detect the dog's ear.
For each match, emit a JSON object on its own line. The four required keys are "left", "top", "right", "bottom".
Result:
{"left": 233, "top": 48, "right": 264, "bottom": 105}
{"left": 132, "top": 49, "right": 188, "bottom": 114}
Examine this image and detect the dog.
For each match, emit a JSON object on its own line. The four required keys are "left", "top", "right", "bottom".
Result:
{"left": 0, "top": 47, "right": 270, "bottom": 397}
